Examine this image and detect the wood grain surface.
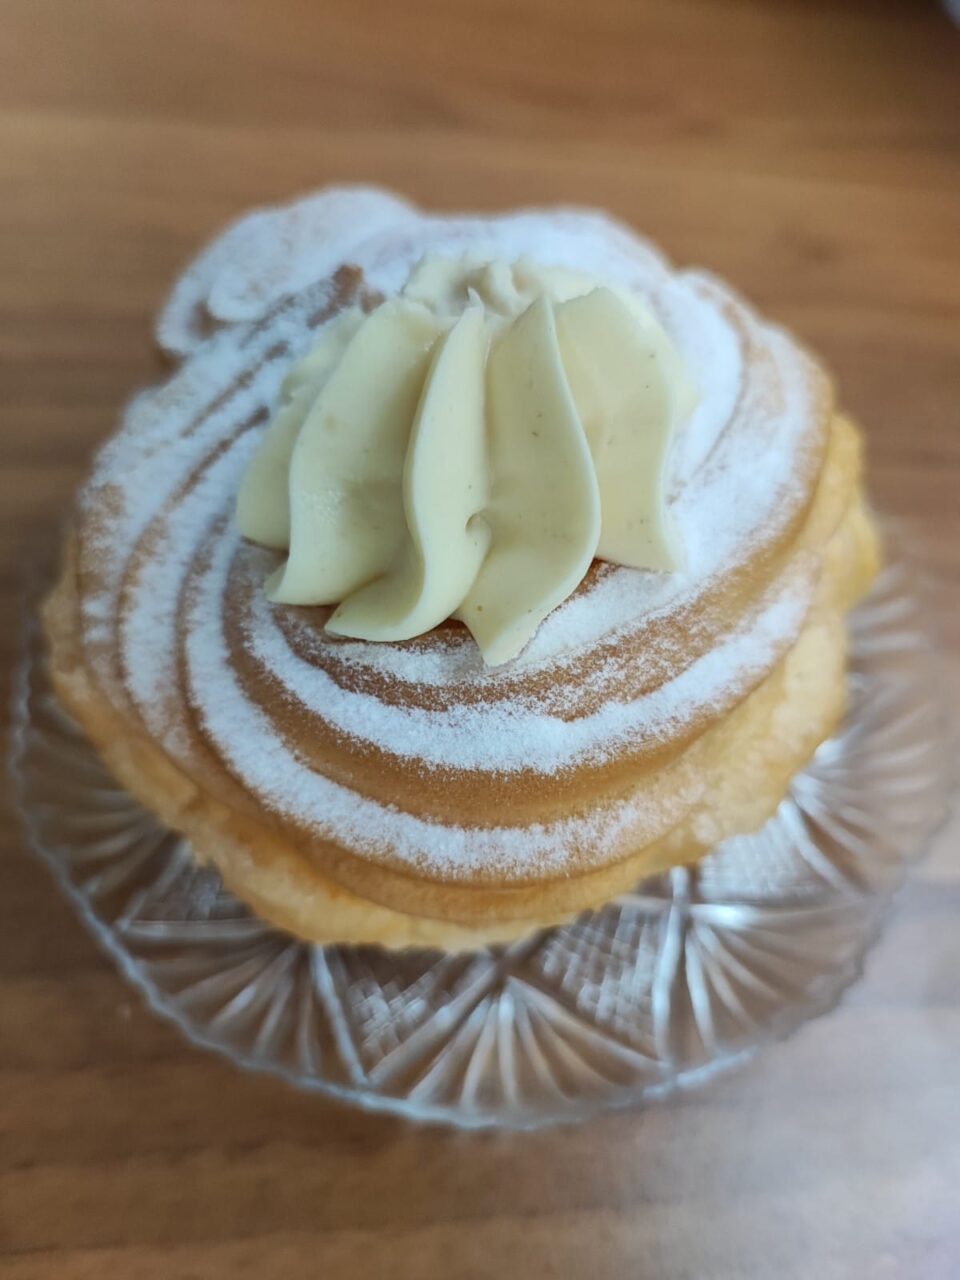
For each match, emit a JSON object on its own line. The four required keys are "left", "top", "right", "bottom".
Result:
{"left": 2, "top": 2, "right": 959, "bottom": 1276}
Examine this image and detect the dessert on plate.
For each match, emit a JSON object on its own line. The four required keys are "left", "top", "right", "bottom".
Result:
{"left": 43, "top": 186, "right": 880, "bottom": 950}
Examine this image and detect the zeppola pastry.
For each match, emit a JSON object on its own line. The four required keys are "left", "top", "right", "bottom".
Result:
{"left": 44, "top": 186, "right": 880, "bottom": 949}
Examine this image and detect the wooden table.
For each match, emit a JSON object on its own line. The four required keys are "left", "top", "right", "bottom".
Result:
{"left": 2, "top": 2, "right": 959, "bottom": 1275}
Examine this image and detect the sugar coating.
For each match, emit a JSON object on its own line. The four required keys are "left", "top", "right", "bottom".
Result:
{"left": 238, "top": 534, "right": 811, "bottom": 773}
{"left": 184, "top": 522, "right": 697, "bottom": 877}
{"left": 75, "top": 187, "right": 829, "bottom": 877}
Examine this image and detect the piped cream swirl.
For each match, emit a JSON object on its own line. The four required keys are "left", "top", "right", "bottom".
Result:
{"left": 236, "top": 256, "right": 696, "bottom": 664}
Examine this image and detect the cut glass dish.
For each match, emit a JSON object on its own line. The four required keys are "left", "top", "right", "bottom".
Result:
{"left": 8, "top": 551, "right": 954, "bottom": 1129}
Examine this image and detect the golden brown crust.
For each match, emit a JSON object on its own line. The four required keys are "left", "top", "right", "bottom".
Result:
{"left": 44, "top": 209, "right": 881, "bottom": 948}
{"left": 43, "top": 433, "right": 879, "bottom": 948}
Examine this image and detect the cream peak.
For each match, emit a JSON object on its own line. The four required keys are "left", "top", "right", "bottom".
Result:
{"left": 236, "top": 256, "right": 696, "bottom": 664}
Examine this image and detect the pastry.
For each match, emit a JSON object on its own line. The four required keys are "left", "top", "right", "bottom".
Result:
{"left": 44, "top": 187, "right": 880, "bottom": 950}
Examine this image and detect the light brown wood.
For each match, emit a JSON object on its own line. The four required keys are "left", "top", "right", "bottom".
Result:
{"left": 2, "top": 2, "right": 959, "bottom": 1276}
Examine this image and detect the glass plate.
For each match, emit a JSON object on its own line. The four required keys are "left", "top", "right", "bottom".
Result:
{"left": 7, "top": 553, "right": 955, "bottom": 1130}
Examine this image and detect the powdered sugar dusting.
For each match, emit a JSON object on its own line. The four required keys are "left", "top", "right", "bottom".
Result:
{"left": 72, "top": 186, "right": 832, "bottom": 879}
{"left": 120, "top": 432, "right": 260, "bottom": 741}
{"left": 235, "top": 529, "right": 811, "bottom": 773}
{"left": 156, "top": 187, "right": 418, "bottom": 356}
{"left": 183, "top": 521, "right": 698, "bottom": 877}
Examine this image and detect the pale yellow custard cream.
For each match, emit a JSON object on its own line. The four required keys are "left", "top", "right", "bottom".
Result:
{"left": 236, "top": 255, "right": 697, "bottom": 665}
